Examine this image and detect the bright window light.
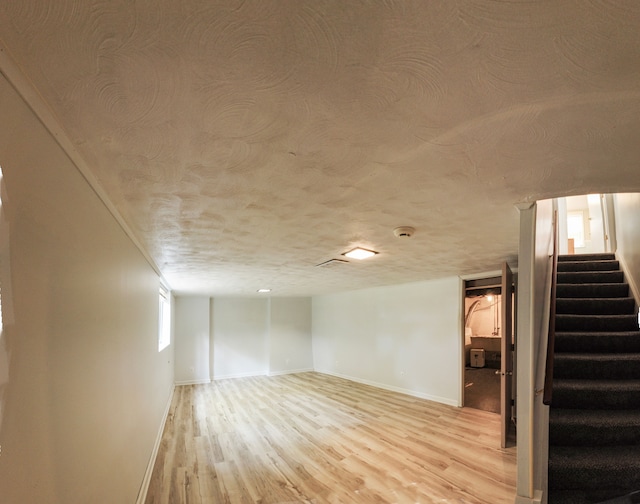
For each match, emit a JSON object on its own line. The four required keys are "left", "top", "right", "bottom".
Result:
{"left": 257, "top": 288, "right": 271, "bottom": 293}
{"left": 567, "top": 211, "right": 585, "bottom": 248}
{"left": 587, "top": 194, "right": 601, "bottom": 205}
{"left": 158, "top": 286, "right": 171, "bottom": 351}
{"left": 343, "top": 247, "right": 378, "bottom": 260}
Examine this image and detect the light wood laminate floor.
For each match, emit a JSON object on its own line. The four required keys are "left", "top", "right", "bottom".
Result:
{"left": 145, "top": 372, "right": 516, "bottom": 504}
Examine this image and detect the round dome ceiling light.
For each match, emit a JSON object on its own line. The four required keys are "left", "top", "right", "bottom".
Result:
{"left": 393, "top": 226, "right": 415, "bottom": 238}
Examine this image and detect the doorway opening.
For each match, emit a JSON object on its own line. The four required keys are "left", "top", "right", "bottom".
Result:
{"left": 463, "top": 277, "right": 502, "bottom": 414}
{"left": 558, "top": 193, "right": 613, "bottom": 255}
{"left": 462, "top": 263, "right": 516, "bottom": 448}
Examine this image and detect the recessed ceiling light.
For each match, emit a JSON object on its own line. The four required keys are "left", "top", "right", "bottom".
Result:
{"left": 257, "top": 288, "right": 272, "bottom": 293}
{"left": 342, "top": 247, "right": 378, "bottom": 260}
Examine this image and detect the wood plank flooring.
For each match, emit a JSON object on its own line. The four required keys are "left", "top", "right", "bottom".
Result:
{"left": 144, "top": 372, "right": 516, "bottom": 504}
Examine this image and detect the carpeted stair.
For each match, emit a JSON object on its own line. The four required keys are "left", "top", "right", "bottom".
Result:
{"left": 548, "top": 253, "right": 640, "bottom": 504}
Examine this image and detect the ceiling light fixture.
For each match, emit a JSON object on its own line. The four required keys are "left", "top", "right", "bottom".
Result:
{"left": 342, "top": 247, "right": 378, "bottom": 260}
{"left": 257, "top": 288, "right": 272, "bottom": 293}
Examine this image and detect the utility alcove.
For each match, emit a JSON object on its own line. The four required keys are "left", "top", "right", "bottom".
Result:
{"left": 463, "top": 277, "right": 503, "bottom": 414}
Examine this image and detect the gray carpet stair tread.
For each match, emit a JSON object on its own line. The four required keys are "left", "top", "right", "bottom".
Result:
{"left": 552, "top": 379, "right": 640, "bottom": 409}
{"left": 558, "top": 260, "right": 620, "bottom": 272}
{"left": 558, "top": 254, "right": 616, "bottom": 262}
{"left": 553, "top": 353, "right": 640, "bottom": 379}
{"left": 556, "top": 297, "right": 636, "bottom": 314}
{"left": 549, "top": 408, "right": 640, "bottom": 446}
{"left": 555, "top": 331, "right": 640, "bottom": 352}
{"left": 549, "top": 445, "right": 640, "bottom": 490}
{"left": 556, "top": 283, "right": 630, "bottom": 298}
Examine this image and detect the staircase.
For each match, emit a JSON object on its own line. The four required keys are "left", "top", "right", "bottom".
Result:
{"left": 548, "top": 253, "right": 640, "bottom": 503}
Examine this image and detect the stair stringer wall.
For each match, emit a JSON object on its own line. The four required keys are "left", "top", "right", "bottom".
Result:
{"left": 613, "top": 193, "right": 640, "bottom": 311}
{"left": 616, "top": 253, "right": 640, "bottom": 313}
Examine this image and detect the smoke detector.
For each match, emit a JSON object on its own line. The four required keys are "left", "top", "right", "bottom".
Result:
{"left": 393, "top": 226, "right": 415, "bottom": 238}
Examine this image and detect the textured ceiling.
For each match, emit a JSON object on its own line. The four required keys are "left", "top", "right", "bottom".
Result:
{"left": 1, "top": 0, "right": 640, "bottom": 296}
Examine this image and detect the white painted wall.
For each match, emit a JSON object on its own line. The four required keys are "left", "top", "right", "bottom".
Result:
{"left": 172, "top": 296, "right": 313, "bottom": 380}
{"left": 613, "top": 193, "right": 640, "bottom": 304}
{"left": 0, "top": 74, "right": 174, "bottom": 504}
{"left": 312, "top": 277, "right": 462, "bottom": 406}
{"left": 269, "top": 298, "right": 313, "bottom": 375}
{"left": 212, "top": 298, "right": 269, "bottom": 379}
{"left": 174, "top": 297, "right": 211, "bottom": 384}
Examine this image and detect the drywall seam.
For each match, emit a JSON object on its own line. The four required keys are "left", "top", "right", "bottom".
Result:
{"left": 135, "top": 384, "right": 175, "bottom": 504}
{"left": 0, "top": 40, "right": 166, "bottom": 283}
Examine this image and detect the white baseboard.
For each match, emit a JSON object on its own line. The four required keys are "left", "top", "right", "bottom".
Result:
{"left": 315, "top": 369, "right": 459, "bottom": 407}
{"left": 136, "top": 384, "right": 175, "bottom": 504}
{"left": 174, "top": 378, "right": 211, "bottom": 386}
{"left": 268, "top": 367, "right": 314, "bottom": 377}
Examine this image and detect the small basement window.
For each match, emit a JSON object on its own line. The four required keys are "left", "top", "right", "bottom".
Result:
{"left": 158, "top": 285, "right": 171, "bottom": 351}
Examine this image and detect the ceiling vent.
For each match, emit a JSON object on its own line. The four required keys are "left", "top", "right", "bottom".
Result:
{"left": 316, "top": 258, "right": 349, "bottom": 268}
{"left": 393, "top": 226, "right": 415, "bottom": 238}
